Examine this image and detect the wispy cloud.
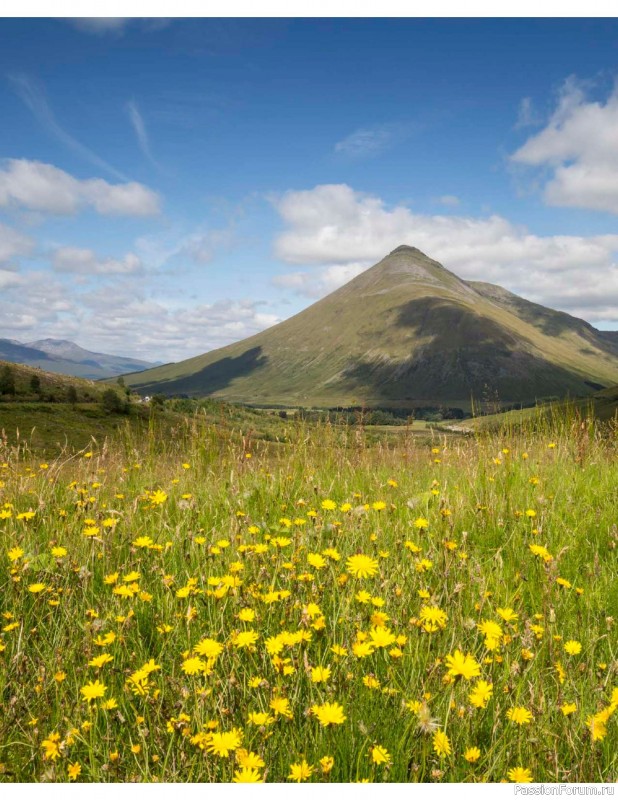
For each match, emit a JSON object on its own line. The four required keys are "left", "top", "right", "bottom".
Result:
{"left": 68, "top": 18, "right": 130, "bottom": 35}
{"left": 437, "top": 195, "right": 460, "bottom": 207}
{"left": 515, "top": 97, "right": 542, "bottom": 129}
{"left": 335, "top": 127, "right": 393, "bottom": 158}
{"left": 126, "top": 100, "right": 161, "bottom": 171}
{"left": 334, "top": 122, "right": 417, "bottom": 159}
{"left": 67, "top": 18, "right": 171, "bottom": 36}
{"left": 8, "top": 74, "right": 128, "bottom": 181}
{"left": 135, "top": 221, "right": 238, "bottom": 270}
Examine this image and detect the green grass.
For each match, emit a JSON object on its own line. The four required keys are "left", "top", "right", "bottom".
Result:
{"left": 0, "top": 403, "right": 150, "bottom": 455}
{"left": 0, "top": 412, "right": 616, "bottom": 782}
{"left": 0, "top": 396, "right": 298, "bottom": 458}
{"left": 450, "top": 389, "right": 618, "bottom": 434}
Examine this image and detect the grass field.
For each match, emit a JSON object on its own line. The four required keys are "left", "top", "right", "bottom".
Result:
{"left": 0, "top": 400, "right": 297, "bottom": 458}
{"left": 0, "top": 412, "right": 617, "bottom": 783}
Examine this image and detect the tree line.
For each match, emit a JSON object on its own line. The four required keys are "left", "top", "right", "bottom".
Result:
{"left": 0, "top": 364, "right": 132, "bottom": 414}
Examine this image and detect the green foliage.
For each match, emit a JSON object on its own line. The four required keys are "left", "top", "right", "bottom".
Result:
{"left": 0, "top": 365, "right": 16, "bottom": 396}
{"left": 100, "top": 389, "right": 126, "bottom": 414}
{"left": 29, "top": 374, "right": 42, "bottom": 395}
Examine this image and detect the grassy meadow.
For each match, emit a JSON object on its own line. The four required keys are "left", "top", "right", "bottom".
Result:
{"left": 0, "top": 411, "right": 617, "bottom": 783}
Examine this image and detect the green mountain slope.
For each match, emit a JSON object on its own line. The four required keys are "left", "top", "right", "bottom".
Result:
{"left": 123, "top": 246, "right": 618, "bottom": 409}
{"left": 447, "top": 383, "right": 618, "bottom": 433}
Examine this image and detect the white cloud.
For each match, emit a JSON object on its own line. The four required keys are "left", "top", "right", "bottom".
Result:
{"left": 0, "top": 271, "right": 74, "bottom": 333}
{"left": 273, "top": 263, "right": 367, "bottom": 298}
{"left": 72, "top": 289, "right": 280, "bottom": 361}
{"left": 511, "top": 77, "right": 618, "bottom": 215}
{"left": 0, "top": 269, "right": 22, "bottom": 290}
{"left": 0, "top": 222, "right": 33, "bottom": 264}
{"left": 0, "top": 160, "right": 160, "bottom": 217}
{"left": 0, "top": 264, "right": 280, "bottom": 362}
{"left": 272, "top": 183, "right": 618, "bottom": 323}
{"left": 52, "top": 247, "right": 143, "bottom": 275}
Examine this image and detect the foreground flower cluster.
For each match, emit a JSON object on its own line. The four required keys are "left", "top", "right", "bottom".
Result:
{"left": 0, "top": 426, "right": 616, "bottom": 782}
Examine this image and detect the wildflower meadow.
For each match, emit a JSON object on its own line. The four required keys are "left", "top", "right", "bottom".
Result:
{"left": 0, "top": 415, "right": 616, "bottom": 783}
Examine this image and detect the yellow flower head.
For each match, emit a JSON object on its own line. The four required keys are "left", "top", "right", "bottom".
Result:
{"left": 371, "top": 745, "right": 391, "bottom": 765}
{"left": 464, "top": 747, "right": 481, "bottom": 763}
{"left": 508, "top": 766, "right": 533, "bottom": 783}
{"left": 232, "top": 767, "right": 263, "bottom": 783}
{"left": 445, "top": 650, "right": 481, "bottom": 681}
{"left": 313, "top": 701, "right": 346, "bottom": 727}
{"left": 206, "top": 728, "right": 243, "bottom": 758}
{"left": 507, "top": 706, "right": 533, "bottom": 725}
{"left": 346, "top": 554, "right": 379, "bottom": 579}
{"left": 320, "top": 756, "right": 335, "bottom": 774}
{"left": 432, "top": 730, "right": 451, "bottom": 758}
{"left": 311, "top": 665, "right": 331, "bottom": 683}
{"left": 288, "top": 759, "right": 314, "bottom": 782}
{"left": 270, "top": 697, "right": 293, "bottom": 718}
{"left": 80, "top": 680, "right": 107, "bottom": 702}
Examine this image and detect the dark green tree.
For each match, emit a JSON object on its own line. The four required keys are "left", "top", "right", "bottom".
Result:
{"left": 30, "top": 374, "right": 42, "bottom": 395}
{"left": 101, "top": 388, "right": 124, "bottom": 414}
{"left": 0, "top": 365, "right": 16, "bottom": 396}
{"left": 67, "top": 386, "right": 78, "bottom": 406}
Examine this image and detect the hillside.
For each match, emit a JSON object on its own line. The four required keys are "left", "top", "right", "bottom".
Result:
{"left": 0, "top": 359, "right": 108, "bottom": 402}
{"left": 452, "top": 383, "right": 618, "bottom": 433}
{"left": 0, "top": 337, "right": 156, "bottom": 379}
{"left": 0, "top": 360, "right": 133, "bottom": 453}
{"left": 0, "top": 360, "right": 298, "bottom": 456}
{"left": 122, "top": 245, "right": 618, "bottom": 410}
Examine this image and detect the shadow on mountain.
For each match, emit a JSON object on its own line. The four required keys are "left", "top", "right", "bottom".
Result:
{"left": 496, "top": 296, "right": 598, "bottom": 339}
{"left": 339, "top": 299, "right": 603, "bottom": 403}
{"left": 394, "top": 297, "right": 519, "bottom": 345}
{"left": 135, "top": 346, "right": 268, "bottom": 396}
{"left": 0, "top": 340, "right": 53, "bottom": 362}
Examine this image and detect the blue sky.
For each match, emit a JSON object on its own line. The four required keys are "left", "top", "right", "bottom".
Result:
{"left": 2, "top": 17, "right": 618, "bottom": 361}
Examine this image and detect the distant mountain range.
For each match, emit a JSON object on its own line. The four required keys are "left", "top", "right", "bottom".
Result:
{"left": 0, "top": 338, "right": 158, "bottom": 380}
{"left": 122, "top": 245, "right": 618, "bottom": 410}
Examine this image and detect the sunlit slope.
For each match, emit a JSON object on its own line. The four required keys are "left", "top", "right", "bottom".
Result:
{"left": 455, "top": 383, "right": 618, "bottom": 433}
{"left": 123, "top": 246, "right": 618, "bottom": 408}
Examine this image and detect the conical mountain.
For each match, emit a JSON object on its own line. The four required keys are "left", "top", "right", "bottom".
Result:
{"left": 124, "top": 245, "right": 618, "bottom": 409}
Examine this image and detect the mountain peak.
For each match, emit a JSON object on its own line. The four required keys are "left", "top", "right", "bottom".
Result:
{"left": 338, "top": 243, "right": 475, "bottom": 298}
{"left": 124, "top": 245, "right": 618, "bottom": 409}
{"left": 388, "top": 244, "right": 425, "bottom": 255}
